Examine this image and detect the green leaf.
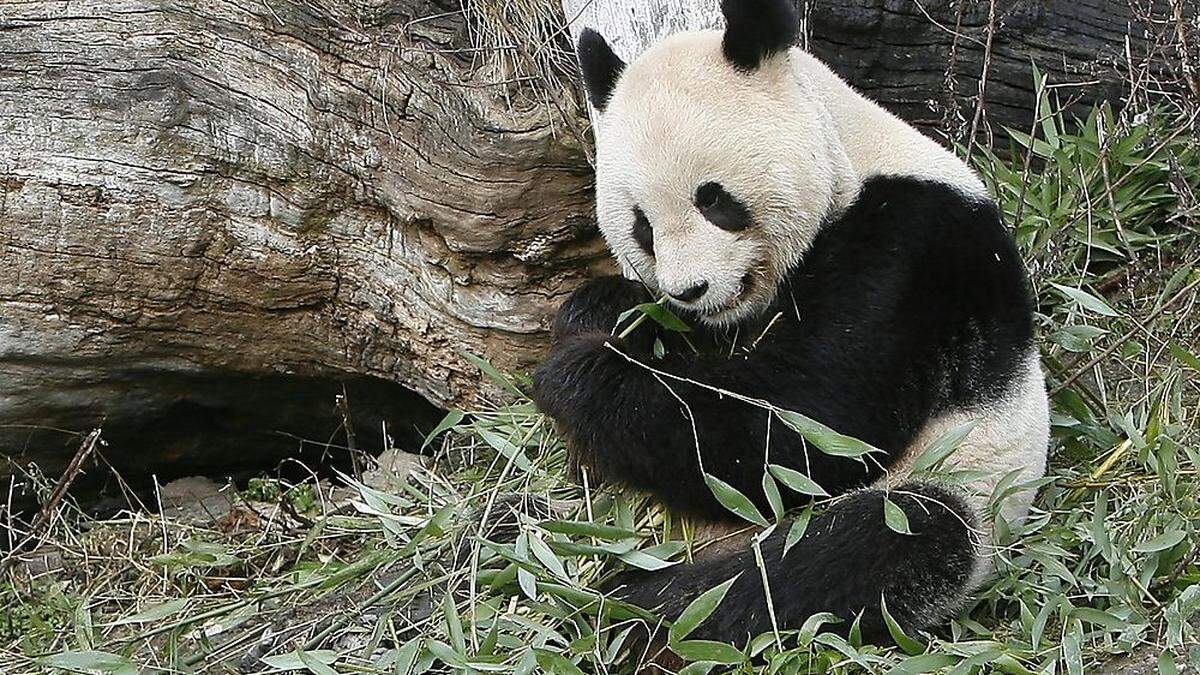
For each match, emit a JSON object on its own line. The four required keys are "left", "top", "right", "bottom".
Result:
{"left": 421, "top": 409, "right": 464, "bottom": 450}
{"left": 888, "top": 654, "right": 959, "bottom": 674}
{"left": 1170, "top": 342, "right": 1200, "bottom": 372}
{"left": 460, "top": 350, "right": 524, "bottom": 396}
{"left": 1063, "top": 623, "right": 1084, "bottom": 675}
{"left": 797, "top": 612, "right": 842, "bottom": 644}
{"left": 443, "top": 590, "right": 465, "bottom": 653}
{"left": 39, "top": 651, "right": 138, "bottom": 675}
{"left": 883, "top": 497, "right": 913, "bottom": 535}
{"left": 533, "top": 648, "right": 586, "bottom": 675}
{"left": 910, "top": 420, "right": 978, "bottom": 474}
{"left": 149, "top": 540, "right": 240, "bottom": 569}
{"left": 426, "top": 640, "right": 467, "bottom": 668}
{"left": 528, "top": 533, "right": 569, "bottom": 580}
{"left": 297, "top": 649, "right": 341, "bottom": 675}
{"left": 703, "top": 473, "right": 769, "bottom": 527}
{"left": 1051, "top": 324, "right": 1108, "bottom": 353}
{"left": 390, "top": 638, "right": 421, "bottom": 673}
{"left": 783, "top": 507, "right": 812, "bottom": 557}
{"left": 762, "top": 471, "right": 784, "bottom": 520}
{"left": 1070, "top": 606, "right": 1132, "bottom": 631}
{"left": 653, "top": 337, "right": 666, "bottom": 358}
{"left": 1133, "top": 530, "right": 1186, "bottom": 553}
{"left": 632, "top": 301, "right": 692, "bottom": 332}
{"left": 1050, "top": 282, "right": 1119, "bottom": 317}
{"left": 478, "top": 620, "right": 500, "bottom": 657}
{"left": 618, "top": 548, "right": 677, "bottom": 571}
{"left": 1158, "top": 650, "right": 1179, "bottom": 675}
{"left": 476, "top": 426, "right": 534, "bottom": 472}
{"left": 848, "top": 611, "right": 863, "bottom": 647}
{"left": 775, "top": 410, "right": 881, "bottom": 459}
{"left": 670, "top": 639, "right": 745, "bottom": 665}
{"left": 111, "top": 598, "right": 188, "bottom": 625}
{"left": 881, "top": 596, "right": 926, "bottom": 655}
{"left": 669, "top": 574, "right": 741, "bottom": 644}
{"left": 768, "top": 464, "right": 829, "bottom": 497}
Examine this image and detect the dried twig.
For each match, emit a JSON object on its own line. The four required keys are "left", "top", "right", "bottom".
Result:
{"left": 964, "top": 0, "right": 997, "bottom": 161}
{"left": 336, "top": 384, "right": 362, "bottom": 479}
{"left": 0, "top": 427, "right": 102, "bottom": 572}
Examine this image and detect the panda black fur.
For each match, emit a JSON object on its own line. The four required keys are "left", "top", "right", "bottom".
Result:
{"left": 532, "top": 0, "right": 1049, "bottom": 647}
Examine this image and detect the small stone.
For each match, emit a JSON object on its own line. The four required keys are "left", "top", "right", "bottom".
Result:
{"left": 361, "top": 449, "right": 425, "bottom": 491}
{"left": 159, "top": 476, "right": 232, "bottom": 523}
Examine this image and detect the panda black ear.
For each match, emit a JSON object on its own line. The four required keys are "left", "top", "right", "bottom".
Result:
{"left": 721, "top": 0, "right": 800, "bottom": 71}
{"left": 577, "top": 28, "right": 626, "bottom": 111}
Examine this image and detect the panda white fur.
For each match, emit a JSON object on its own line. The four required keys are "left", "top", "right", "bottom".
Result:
{"left": 531, "top": 0, "right": 1049, "bottom": 647}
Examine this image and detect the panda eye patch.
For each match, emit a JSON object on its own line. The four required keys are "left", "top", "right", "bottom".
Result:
{"left": 695, "top": 182, "right": 752, "bottom": 232}
{"left": 632, "top": 207, "right": 654, "bottom": 256}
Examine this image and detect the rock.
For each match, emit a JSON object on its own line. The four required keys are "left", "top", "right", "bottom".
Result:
{"left": 158, "top": 476, "right": 233, "bottom": 524}
{"left": 361, "top": 449, "right": 426, "bottom": 491}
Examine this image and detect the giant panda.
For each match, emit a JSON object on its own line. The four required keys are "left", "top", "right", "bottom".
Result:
{"left": 531, "top": 0, "right": 1050, "bottom": 648}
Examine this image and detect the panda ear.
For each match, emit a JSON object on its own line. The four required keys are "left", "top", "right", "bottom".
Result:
{"left": 721, "top": 0, "right": 800, "bottom": 71}
{"left": 577, "top": 28, "right": 626, "bottom": 111}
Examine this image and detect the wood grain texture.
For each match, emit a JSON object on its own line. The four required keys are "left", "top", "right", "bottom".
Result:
{"left": 0, "top": 0, "right": 610, "bottom": 476}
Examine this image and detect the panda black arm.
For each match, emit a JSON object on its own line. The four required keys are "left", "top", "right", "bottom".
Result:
{"left": 549, "top": 275, "right": 651, "bottom": 340}
{"left": 531, "top": 330, "right": 778, "bottom": 518}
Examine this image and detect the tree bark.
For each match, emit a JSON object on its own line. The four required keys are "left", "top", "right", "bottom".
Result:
{"left": 0, "top": 0, "right": 608, "bottom": 480}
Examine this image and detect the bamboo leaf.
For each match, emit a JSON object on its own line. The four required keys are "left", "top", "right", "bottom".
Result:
{"left": 775, "top": 410, "right": 881, "bottom": 458}
{"left": 1169, "top": 341, "right": 1200, "bottom": 372}
{"left": 910, "top": 420, "right": 978, "bottom": 474}
{"left": 669, "top": 574, "right": 741, "bottom": 644}
{"left": 460, "top": 350, "right": 525, "bottom": 396}
{"left": 768, "top": 464, "right": 829, "bottom": 497}
{"left": 1051, "top": 283, "right": 1119, "bottom": 317}
{"left": 421, "top": 409, "right": 464, "bottom": 450}
{"left": 111, "top": 599, "right": 188, "bottom": 625}
{"left": 669, "top": 639, "right": 745, "bottom": 665}
{"left": 783, "top": 507, "right": 813, "bottom": 557}
{"left": 703, "top": 473, "right": 769, "bottom": 527}
{"left": 1133, "top": 530, "right": 1186, "bottom": 553}
{"left": 39, "top": 651, "right": 138, "bottom": 675}
{"left": 881, "top": 596, "right": 925, "bottom": 655}
{"left": 618, "top": 549, "right": 677, "bottom": 571}
{"left": 632, "top": 302, "right": 692, "bottom": 332}
{"left": 883, "top": 497, "right": 914, "bottom": 535}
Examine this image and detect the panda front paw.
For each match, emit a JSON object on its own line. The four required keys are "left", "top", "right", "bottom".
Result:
{"left": 552, "top": 275, "right": 649, "bottom": 340}
{"left": 531, "top": 332, "right": 634, "bottom": 423}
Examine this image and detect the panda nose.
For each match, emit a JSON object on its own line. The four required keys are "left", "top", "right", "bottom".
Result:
{"left": 669, "top": 281, "right": 709, "bottom": 303}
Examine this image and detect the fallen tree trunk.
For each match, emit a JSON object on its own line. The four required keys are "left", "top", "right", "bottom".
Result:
{"left": 0, "top": 0, "right": 607, "bottom": 481}
{"left": 1, "top": 0, "right": 1190, "bottom": 483}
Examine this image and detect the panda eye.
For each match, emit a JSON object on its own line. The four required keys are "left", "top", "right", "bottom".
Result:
{"left": 696, "top": 182, "right": 725, "bottom": 209}
{"left": 632, "top": 207, "right": 654, "bottom": 256}
{"left": 695, "top": 182, "right": 752, "bottom": 232}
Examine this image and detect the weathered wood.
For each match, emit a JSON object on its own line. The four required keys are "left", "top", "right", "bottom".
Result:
{"left": 0, "top": 0, "right": 609, "bottom": 480}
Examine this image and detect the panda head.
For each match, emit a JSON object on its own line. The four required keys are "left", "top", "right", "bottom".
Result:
{"left": 578, "top": 0, "right": 854, "bottom": 327}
